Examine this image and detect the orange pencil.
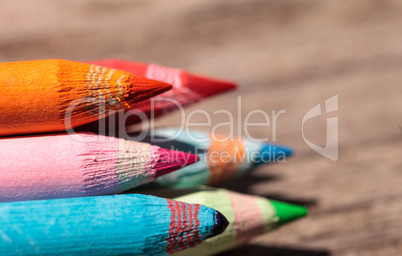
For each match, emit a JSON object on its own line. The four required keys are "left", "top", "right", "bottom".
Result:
{"left": 0, "top": 59, "right": 171, "bottom": 136}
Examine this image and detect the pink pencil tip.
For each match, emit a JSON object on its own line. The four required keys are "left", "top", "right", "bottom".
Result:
{"left": 154, "top": 148, "right": 200, "bottom": 178}
{"left": 186, "top": 152, "right": 200, "bottom": 166}
{"left": 185, "top": 73, "right": 237, "bottom": 97}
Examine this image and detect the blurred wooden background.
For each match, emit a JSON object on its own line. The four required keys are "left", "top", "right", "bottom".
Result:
{"left": 1, "top": 1, "right": 402, "bottom": 255}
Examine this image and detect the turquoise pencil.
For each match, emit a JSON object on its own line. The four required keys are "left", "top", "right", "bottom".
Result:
{"left": 0, "top": 194, "right": 228, "bottom": 256}
{"left": 131, "top": 128, "right": 293, "bottom": 188}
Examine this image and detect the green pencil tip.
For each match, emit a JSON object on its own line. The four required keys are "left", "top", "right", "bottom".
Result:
{"left": 270, "top": 200, "right": 307, "bottom": 225}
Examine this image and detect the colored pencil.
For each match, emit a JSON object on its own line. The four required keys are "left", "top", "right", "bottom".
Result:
{"left": 133, "top": 128, "right": 293, "bottom": 188}
{"left": 0, "top": 59, "right": 171, "bottom": 136}
{"left": 0, "top": 132, "right": 198, "bottom": 202}
{"left": 81, "top": 59, "right": 236, "bottom": 131}
{"left": 141, "top": 187, "right": 307, "bottom": 256}
{"left": 0, "top": 194, "right": 229, "bottom": 255}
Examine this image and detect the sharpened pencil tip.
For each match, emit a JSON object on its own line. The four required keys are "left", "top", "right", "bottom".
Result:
{"left": 185, "top": 152, "right": 200, "bottom": 166}
{"left": 208, "top": 211, "right": 229, "bottom": 238}
{"left": 185, "top": 73, "right": 237, "bottom": 97}
{"left": 270, "top": 200, "right": 307, "bottom": 225}
{"left": 128, "top": 76, "right": 172, "bottom": 104}
{"left": 154, "top": 149, "right": 200, "bottom": 178}
{"left": 253, "top": 143, "right": 294, "bottom": 166}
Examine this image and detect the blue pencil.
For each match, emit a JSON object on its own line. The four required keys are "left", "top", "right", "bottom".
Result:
{"left": 0, "top": 194, "right": 228, "bottom": 256}
{"left": 130, "top": 128, "right": 293, "bottom": 188}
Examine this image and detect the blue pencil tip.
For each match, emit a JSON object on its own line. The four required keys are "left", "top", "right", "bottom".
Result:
{"left": 208, "top": 211, "right": 229, "bottom": 238}
{"left": 253, "top": 143, "right": 294, "bottom": 166}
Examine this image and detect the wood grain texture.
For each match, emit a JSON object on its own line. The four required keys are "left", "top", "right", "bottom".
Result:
{"left": 0, "top": 1, "right": 401, "bottom": 255}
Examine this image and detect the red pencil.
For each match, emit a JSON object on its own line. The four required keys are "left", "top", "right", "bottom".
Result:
{"left": 80, "top": 59, "right": 237, "bottom": 132}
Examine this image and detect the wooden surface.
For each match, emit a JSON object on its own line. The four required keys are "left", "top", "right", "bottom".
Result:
{"left": 1, "top": 1, "right": 402, "bottom": 255}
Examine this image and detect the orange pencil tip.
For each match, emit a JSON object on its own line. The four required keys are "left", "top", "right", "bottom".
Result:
{"left": 128, "top": 76, "right": 172, "bottom": 104}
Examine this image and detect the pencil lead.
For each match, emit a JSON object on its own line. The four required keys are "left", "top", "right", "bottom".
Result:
{"left": 270, "top": 200, "right": 308, "bottom": 225}
{"left": 209, "top": 211, "right": 229, "bottom": 238}
{"left": 154, "top": 149, "right": 200, "bottom": 178}
{"left": 253, "top": 143, "right": 294, "bottom": 166}
{"left": 184, "top": 73, "right": 237, "bottom": 97}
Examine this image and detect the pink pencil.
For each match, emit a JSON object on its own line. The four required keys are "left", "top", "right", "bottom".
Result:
{"left": 0, "top": 133, "right": 198, "bottom": 202}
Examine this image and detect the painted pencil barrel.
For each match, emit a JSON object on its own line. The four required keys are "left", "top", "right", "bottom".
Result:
{"left": 0, "top": 59, "right": 171, "bottom": 136}
{"left": 0, "top": 133, "right": 198, "bottom": 202}
{"left": 169, "top": 187, "right": 307, "bottom": 255}
{"left": 0, "top": 194, "right": 228, "bottom": 255}
{"left": 136, "top": 128, "right": 293, "bottom": 188}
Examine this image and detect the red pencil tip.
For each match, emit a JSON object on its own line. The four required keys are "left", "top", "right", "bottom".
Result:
{"left": 154, "top": 149, "right": 200, "bottom": 178}
{"left": 184, "top": 73, "right": 237, "bottom": 98}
